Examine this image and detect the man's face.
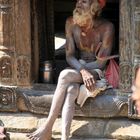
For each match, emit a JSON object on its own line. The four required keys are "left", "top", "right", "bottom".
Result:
{"left": 75, "top": 0, "right": 91, "bottom": 14}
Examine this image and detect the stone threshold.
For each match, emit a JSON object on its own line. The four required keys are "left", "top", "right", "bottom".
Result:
{"left": 0, "top": 113, "right": 140, "bottom": 140}
{"left": 0, "top": 83, "right": 128, "bottom": 117}
{"left": 9, "top": 132, "right": 118, "bottom": 140}
{"left": 15, "top": 83, "right": 128, "bottom": 118}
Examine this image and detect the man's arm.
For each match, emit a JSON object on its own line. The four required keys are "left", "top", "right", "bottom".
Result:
{"left": 65, "top": 18, "right": 95, "bottom": 91}
{"left": 85, "top": 23, "right": 115, "bottom": 70}
{"left": 65, "top": 18, "right": 85, "bottom": 72}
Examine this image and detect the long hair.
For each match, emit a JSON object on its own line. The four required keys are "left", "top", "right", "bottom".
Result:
{"left": 90, "top": 0, "right": 102, "bottom": 17}
{"left": 73, "top": 0, "right": 102, "bottom": 27}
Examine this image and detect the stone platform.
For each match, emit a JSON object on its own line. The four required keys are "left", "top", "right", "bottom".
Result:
{"left": 0, "top": 84, "right": 139, "bottom": 140}
{"left": 0, "top": 113, "right": 140, "bottom": 140}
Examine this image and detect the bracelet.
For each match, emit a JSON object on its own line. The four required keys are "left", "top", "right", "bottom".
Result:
{"left": 131, "top": 85, "right": 140, "bottom": 92}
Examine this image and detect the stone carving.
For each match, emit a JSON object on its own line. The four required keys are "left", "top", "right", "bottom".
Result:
{"left": 119, "top": 62, "right": 132, "bottom": 92}
{"left": 75, "top": 89, "right": 128, "bottom": 117}
{"left": 0, "top": 56, "right": 13, "bottom": 84}
{"left": 125, "top": 0, "right": 140, "bottom": 119}
{"left": 16, "top": 86, "right": 128, "bottom": 117}
{"left": 0, "top": 57, "right": 12, "bottom": 78}
{"left": 0, "top": 0, "right": 15, "bottom": 86}
{"left": 133, "top": 12, "right": 140, "bottom": 55}
{"left": 17, "top": 56, "right": 30, "bottom": 85}
{"left": 0, "top": 84, "right": 129, "bottom": 117}
{"left": 0, "top": 86, "right": 17, "bottom": 112}
{"left": 0, "top": 0, "right": 31, "bottom": 86}
{"left": 119, "top": 0, "right": 132, "bottom": 92}
{"left": 0, "top": 0, "right": 14, "bottom": 47}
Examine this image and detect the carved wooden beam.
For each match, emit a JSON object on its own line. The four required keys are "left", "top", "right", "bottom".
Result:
{"left": 0, "top": 0, "right": 31, "bottom": 86}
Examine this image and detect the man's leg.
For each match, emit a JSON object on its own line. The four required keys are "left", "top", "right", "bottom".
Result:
{"left": 61, "top": 83, "right": 79, "bottom": 140}
{"left": 28, "top": 69, "right": 82, "bottom": 140}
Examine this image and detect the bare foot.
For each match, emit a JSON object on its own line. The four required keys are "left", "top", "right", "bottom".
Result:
{"left": 27, "top": 125, "right": 52, "bottom": 140}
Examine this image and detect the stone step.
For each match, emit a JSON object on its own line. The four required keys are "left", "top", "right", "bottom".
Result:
{"left": 0, "top": 113, "right": 140, "bottom": 140}
{"left": 8, "top": 132, "right": 117, "bottom": 140}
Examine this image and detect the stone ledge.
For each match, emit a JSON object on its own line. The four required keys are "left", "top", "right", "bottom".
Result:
{"left": 0, "top": 113, "right": 140, "bottom": 139}
{"left": 17, "top": 86, "right": 128, "bottom": 117}
{"left": 0, "top": 84, "right": 128, "bottom": 118}
{"left": 7, "top": 132, "right": 117, "bottom": 140}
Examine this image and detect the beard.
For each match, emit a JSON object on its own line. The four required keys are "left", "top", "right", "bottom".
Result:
{"left": 73, "top": 8, "right": 94, "bottom": 28}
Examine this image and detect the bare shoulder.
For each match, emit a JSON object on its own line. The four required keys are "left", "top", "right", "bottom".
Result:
{"left": 100, "top": 19, "right": 114, "bottom": 32}
{"left": 65, "top": 17, "right": 75, "bottom": 35}
{"left": 66, "top": 17, "right": 74, "bottom": 27}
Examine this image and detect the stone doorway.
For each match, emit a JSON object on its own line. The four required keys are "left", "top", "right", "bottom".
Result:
{"left": 30, "top": 0, "right": 140, "bottom": 96}
{"left": 30, "top": 0, "right": 120, "bottom": 84}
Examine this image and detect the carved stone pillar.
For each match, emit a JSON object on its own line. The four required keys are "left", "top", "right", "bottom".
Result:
{"left": 0, "top": 0, "right": 31, "bottom": 86}
{"left": 120, "top": 0, "right": 140, "bottom": 93}
{"left": 129, "top": 1, "right": 140, "bottom": 118}
{"left": 119, "top": 0, "right": 133, "bottom": 93}
{"left": 131, "top": 1, "right": 140, "bottom": 81}
{"left": 120, "top": 0, "right": 140, "bottom": 118}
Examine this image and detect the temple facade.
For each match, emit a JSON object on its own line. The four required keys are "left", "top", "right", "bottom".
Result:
{"left": 0, "top": 0, "right": 140, "bottom": 139}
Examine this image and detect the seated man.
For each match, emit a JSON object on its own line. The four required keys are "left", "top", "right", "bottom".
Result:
{"left": 27, "top": 0, "right": 114, "bottom": 140}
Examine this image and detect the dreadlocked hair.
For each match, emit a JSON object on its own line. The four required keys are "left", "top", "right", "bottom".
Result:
{"left": 90, "top": 0, "right": 102, "bottom": 17}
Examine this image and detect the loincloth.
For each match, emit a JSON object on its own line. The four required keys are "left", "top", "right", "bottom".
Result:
{"left": 77, "top": 69, "right": 112, "bottom": 107}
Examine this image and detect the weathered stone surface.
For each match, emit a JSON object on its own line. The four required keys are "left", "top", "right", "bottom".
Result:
{"left": 75, "top": 89, "right": 128, "bottom": 117}
{"left": 8, "top": 133, "right": 29, "bottom": 140}
{"left": 0, "top": 84, "right": 128, "bottom": 118}
{"left": 70, "top": 119, "right": 106, "bottom": 138}
{"left": 104, "top": 119, "right": 140, "bottom": 139}
{"left": 0, "top": 0, "right": 31, "bottom": 86}
{"left": 0, "top": 113, "right": 140, "bottom": 139}
{"left": 7, "top": 132, "right": 117, "bottom": 140}
{"left": 0, "top": 113, "right": 38, "bottom": 132}
{"left": 16, "top": 85, "right": 128, "bottom": 118}
{"left": 7, "top": 83, "right": 134, "bottom": 120}
{"left": 0, "top": 86, "right": 17, "bottom": 112}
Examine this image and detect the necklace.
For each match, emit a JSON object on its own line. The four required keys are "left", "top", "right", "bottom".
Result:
{"left": 81, "top": 32, "right": 86, "bottom": 36}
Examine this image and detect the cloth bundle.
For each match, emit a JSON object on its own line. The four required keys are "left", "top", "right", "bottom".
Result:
{"left": 77, "top": 69, "right": 112, "bottom": 107}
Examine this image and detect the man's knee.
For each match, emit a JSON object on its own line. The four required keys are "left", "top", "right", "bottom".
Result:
{"left": 58, "top": 69, "right": 74, "bottom": 82}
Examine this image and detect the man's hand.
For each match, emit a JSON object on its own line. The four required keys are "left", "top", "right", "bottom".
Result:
{"left": 80, "top": 69, "right": 95, "bottom": 92}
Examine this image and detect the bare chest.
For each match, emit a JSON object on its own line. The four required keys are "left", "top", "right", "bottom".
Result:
{"left": 78, "top": 30, "right": 101, "bottom": 52}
